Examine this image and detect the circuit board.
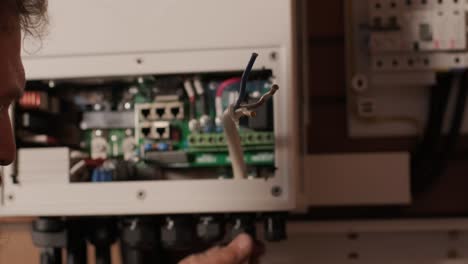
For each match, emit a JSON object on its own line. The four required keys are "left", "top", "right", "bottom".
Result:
{"left": 133, "top": 75, "right": 275, "bottom": 169}
{"left": 16, "top": 72, "right": 276, "bottom": 181}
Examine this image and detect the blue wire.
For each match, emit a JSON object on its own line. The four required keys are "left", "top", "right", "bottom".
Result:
{"left": 234, "top": 53, "right": 258, "bottom": 109}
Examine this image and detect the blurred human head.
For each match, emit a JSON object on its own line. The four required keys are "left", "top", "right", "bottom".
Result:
{"left": 0, "top": 0, "right": 47, "bottom": 165}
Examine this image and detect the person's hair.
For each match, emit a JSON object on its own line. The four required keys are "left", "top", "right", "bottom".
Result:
{"left": 9, "top": 0, "right": 48, "bottom": 36}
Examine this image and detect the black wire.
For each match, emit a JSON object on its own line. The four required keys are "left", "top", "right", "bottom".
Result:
{"left": 411, "top": 72, "right": 454, "bottom": 194}
{"left": 414, "top": 73, "right": 453, "bottom": 158}
{"left": 433, "top": 70, "right": 468, "bottom": 179}
{"left": 234, "top": 53, "right": 258, "bottom": 109}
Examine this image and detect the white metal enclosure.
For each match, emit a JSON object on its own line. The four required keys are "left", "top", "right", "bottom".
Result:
{"left": 0, "top": 0, "right": 300, "bottom": 216}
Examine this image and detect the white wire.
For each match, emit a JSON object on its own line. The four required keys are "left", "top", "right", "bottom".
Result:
{"left": 183, "top": 80, "right": 196, "bottom": 99}
{"left": 223, "top": 85, "right": 279, "bottom": 179}
{"left": 215, "top": 97, "right": 224, "bottom": 119}
{"left": 70, "top": 160, "right": 86, "bottom": 177}
{"left": 223, "top": 106, "right": 247, "bottom": 180}
{"left": 193, "top": 78, "right": 205, "bottom": 95}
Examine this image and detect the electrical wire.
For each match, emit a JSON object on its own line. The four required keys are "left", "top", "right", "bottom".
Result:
{"left": 412, "top": 72, "right": 453, "bottom": 165}
{"left": 216, "top": 78, "right": 241, "bottom": 97}
{"left": 411, "top": 72, "right": 463, "bottom": 194}
{"left": 183, "top": 80, "right": 196, "bottom": 103}
{"left": 444, "top": 71, "right": 468, "bottom": 150}
{"left": 193, "top": 78, "right": 205, "bottom": 95}
{"left": 234, "top": 53, "right": 258, "bottom": 109}
{"left": 431, "top": 70, "right": 468, "bottom": 182}
{"left": 241, "top": 84, "right": 279, "bottom": 110}
{"left": 70, "top": 160, "right": 86, "bottom": 176}
{"left": 417, "top": 73, "right": 453, "bottom": 158}
{"left": 194, "top": 78, "right": 208, "bottom": 115}
{"left": 184, "top": 80, "right": 197, "bottom": 119}
{"left": 70, "top": 160, "right": 87, "bottom": 182}
{"left": 215, "top": 77, "right": 241, "bottom": 118}
{"left": 223, "top": 83, "right": 278, "bottom": 179}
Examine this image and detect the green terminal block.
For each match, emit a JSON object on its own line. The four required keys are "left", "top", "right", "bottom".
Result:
{"left": 188, "top": 132, "right": 274, "bottom": 148}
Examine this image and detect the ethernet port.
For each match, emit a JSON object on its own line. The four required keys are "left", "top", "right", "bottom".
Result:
{"left": 155, "top": 108, "right": 165, "bottom": 119}
{"left": 156, "top": 127, "right": 166, "bottom": 138}
{"left": 165, "top": 103, "right": 184, "bottom": 120}
{"left": 170, "top": 106, "right": 181, "bottom": 119}
{"left": 141, "top": 127, "right": 151, "bottom": 137}
{"left": 141, "top": 108, "right": 151, "bottom": 119}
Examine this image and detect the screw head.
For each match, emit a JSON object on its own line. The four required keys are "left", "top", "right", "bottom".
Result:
{"left": 271, "top": 186, "right": 282, "bottom": 197}
{"left": 351, "top": 74, "right": 369, "bottom": 93}
{"left": 137, "top": 190, "right": 146, "bottom": 200}
{"left": 270, "top": 52, "right": 278, "bottom": 61}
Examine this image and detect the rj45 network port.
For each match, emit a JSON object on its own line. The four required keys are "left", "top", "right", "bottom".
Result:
{"left": 152, "top": 121, "right": 170, "bottom": 139}
{"left": 165, "top": 102, "right": 184, "bottom": 120}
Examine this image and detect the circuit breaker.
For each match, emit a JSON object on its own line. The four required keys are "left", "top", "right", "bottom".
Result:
{"left": 0, "top": 0, "right": 299, "bottom": 217}
{"left": 347, "top": 0, "right": 468, "bottom": 137}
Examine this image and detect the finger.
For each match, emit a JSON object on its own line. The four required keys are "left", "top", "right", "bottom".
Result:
{"left": 223, "top": 233, "right": 255, "bottom": 263}
{"left": 179, "top": 234, "right": 254, "bottom": 264}
{"left": 202, "top": 233, "right": 255, "bottom": 264}
{"left": 179, "top": 254, "right": 203, "bottom": 264}
{"left": 180, "top": 247, "right": 228, "bottom": 264}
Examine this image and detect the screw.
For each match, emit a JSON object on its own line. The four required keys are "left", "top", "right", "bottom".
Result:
{"left": 270, "top": 52, "right": 278, "bottom": 61}
{"left": 271, "top": 186, "right": 282, "bottom": 197}
{"left": 7, "top": 194, "right": 14, "bottom": 201}
{"left": 136, "top": 58, "right": 144, "bottom": 65}
{"left": 137, "top": 190, "right": 146, "bottom": 200}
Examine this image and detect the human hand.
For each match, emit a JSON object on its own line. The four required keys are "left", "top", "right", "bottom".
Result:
{"left": 179, "top": 234, "right": 261, "bottom": 264}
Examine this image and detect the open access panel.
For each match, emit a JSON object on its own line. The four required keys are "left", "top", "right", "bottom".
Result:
{"left": 0, "top": 0, "right": 300, "bottom": 217}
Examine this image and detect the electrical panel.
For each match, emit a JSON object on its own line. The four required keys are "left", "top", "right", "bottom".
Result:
{"left": 347, "top": 0, "right": 468, "bottom": 137}
{"left": 369, "top": 0, "right": 466, "bottom": 55}
{"left": 0, "top": 0, "right": 299, "bottom": 217}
